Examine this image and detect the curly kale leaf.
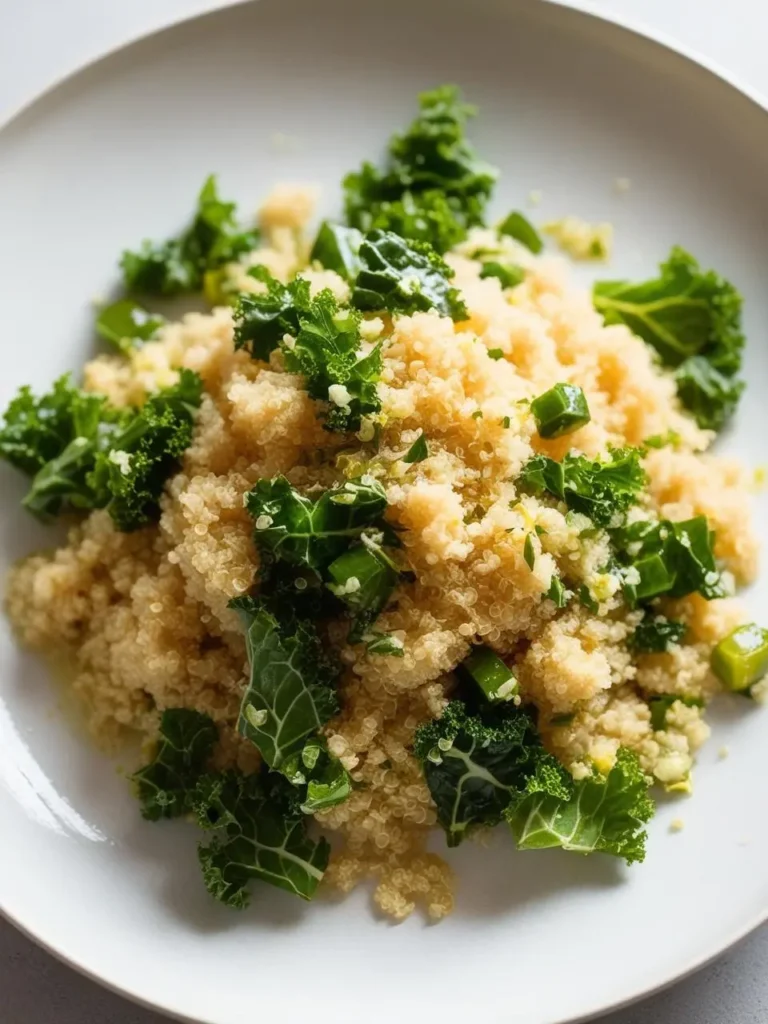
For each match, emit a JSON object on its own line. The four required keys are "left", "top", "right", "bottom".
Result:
{"left": 506, "top": 748, "right": 654, "bottom": 864}
{"left": 132, "top": 708, "right": 218, "bottom": 821}
{"left": 121, "top": 174, "right": 258, "bottom": 296}
{"left": 630, "top": 615, "right": 687, "bottom": 653}
{"left": 232, "top": 269, "right": 309, "bottom": 361}
{"left": 518, "top": 447, "right": 646, "bottom": 528}
{"left": 351, "top": 230, "right": 467, "bottom": 321}
{"left": 194, "top": 771, "right": 330, "bottom": 908}
{"left": 87, "top": 369, "right": 203, "bottom": 530}
{"left": 245, "top": 474, "right": 389, "bottom": 575}
{"left": 594, "top": 247, "right": 744, "bottom": 429}
{"left": 413, "top": 701, "right": 570, "bottom": 847}
{"left": 309, "top": 222, "right": 363, "bottom": 280}
{"left": 230, "top": 597, "right": 340, "bottom": 771}
{"left": 344, "top": 85, "right": 497, "bottom": 253}
{"left": 0, "top": 370, "right": 202, "bottom": 527}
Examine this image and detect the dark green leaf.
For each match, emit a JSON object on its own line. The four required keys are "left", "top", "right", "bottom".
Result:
{"left": 364, "top": 631, "right": 405, "bottom": 657}
{"left": 194, "top": 771, "right": 330, "bottom": 907}
{"left": 96, "top": 299, "right": 165, "bottom": 355}
{"left": 351, "top": 230, "right": 467, "bottom": 321}
{"left": 121, "top": 174, "right": 258, "bottom": 296}
{"left": 230, "top": 598, "right": 340, "bottom": 771}
{"left": 402, "top": 433, "right": 429, "bottom": 463}
{"left": 133, "top": 709, "right": 217, "bottom": 821}
{"left": 519, "top": 448, "right": 646, "bottom": 528}
{"left": 413, "top": 701, "right": 568, "bottom": 847}
{"left": 507, "top": 747, "right": 654, "bottom": 864}
{"left": 309, "top": 222, "right": 363, "bottom": 279}
{"left": 498, "top": 211, "right": 543, "bottom": 254}
{"left": 523, "top": 533, "right": 536, "bottom": 570}
{"left": 282, "top": 737, "right": 353, "bottom": 814}
{"left": 343, "top": 85, "right": 497, "bottom": 253}
{"left": 594, "top": 247, "right": 744, "bottom": 429}
{"left": 233, "top": 268, "right": 308, "bottom": 361}
{"left": 479, "top": 261, "right": 525, "bottom": 289}
{"left": 245, "top": 475, "right": 388, "bottom": 576}
{"left": 630, "top": 616, "right": 687, "bottom": 653}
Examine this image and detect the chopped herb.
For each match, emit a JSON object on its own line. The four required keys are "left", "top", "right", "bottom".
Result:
{"left": 501, "top": 416, "right": 511, "bottom": 428}
{"left": 530, "top": 383, "right": 591, "bottom": 439}
{"left": 498, "top": 211, "right": 543, "bottom": 254}
{"left": 121, "top": 175, "right": 258, "bottom": 296}
{"left": 519, "top": 448, "right": 646, "bottom": 528}
{"left": 479, "top": 261, "right": 525, "bottom": 289}
{"left": 461, "top": 647, "right": 519, "bottom": 703}
{"left": 546, "top": 576, "right": 571, "bottom": 608}
{"left": 351, "top": 230, "right": 467, "bottom": 321}
{"left": 549, "top": 713, "right": 575, "bottom": 727}
{"left": 630, "top": 616, "right": 687, "bottom": 653}
{"left": 96, "top": 299, "right": 165, "bottom": 355}
{"left": 344, "top": 85, "right": 497, "bottom": 253}
{"left": 523, "top": 533, "right": 536, "bottom": 570}
{"left": 364, "top": 631, "right": 405, "bottom": 657}
{"left": 594, "top": 247, "right": 744, "bottom": 429}
{"left": 643, "top": 431, "right": 681, "bottom": 450}
{"left": 402, "top": 433, "right": 429, "bottom": 463}
{"left": 233, "top": 269, "right": 308, "bottom": 361}
{"left": 472, "top": 410, "right": 483, "bottom": 420}
{"left": 487, "top": 348, "right": 504, "bottom": 361}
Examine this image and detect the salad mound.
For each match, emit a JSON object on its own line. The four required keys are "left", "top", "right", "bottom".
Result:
{"left": 3, "top": 86, "right": 765, "bottom": 921}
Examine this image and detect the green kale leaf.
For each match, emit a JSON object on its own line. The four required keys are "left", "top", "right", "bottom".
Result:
{"left": 518, "top": 447, "right": 646, "bottom": 528}
{"left": 506, "top": 747, "right": 654, "bottom": 864}
{"left": 245, "top": 474, "right": 388, "bottom": 576}
{"left": 96, "top": 299, "right": 165, "bottom": 356}
{"left": 497, "top": 211, "right": 543, "bottom": 254}
{"left": 121, "top": 174, "right": 258, "bottom": 296}
{"left": 133, "top": 708, "right": 218, "bottom": 821}
{"left": 630, "top": 615, "right": 687, "bottom": 653}
{"left": 593, "top": 247, "right": 744, "bottom": 429}
{"left": 0, "top": 370, "right": 202, "bottom": 527}
{"left": 194, "top": 770, "right": 330, "bottom": 907}
{"left": 351, "top": 230, "right": 467, "bottom": 320}
{"left": 344, "top": 85, "right": 497, "bottom": 253}
{"left": 281, "top": 737, "right": 353, "bottom": 815}
{"left": 233, "top": 269, "right": 309, "bottom": 361}
{"left": 88, "top": 369, "right": 203, "bottom": 530}
{"left": 230, "top": 597, "right": 340, "bottom": 771}
{"left": 413, "top": 700, "right": 570, "bottom": 847}
{"left": 309, "top": 222, "right": 363, "bottom": 280}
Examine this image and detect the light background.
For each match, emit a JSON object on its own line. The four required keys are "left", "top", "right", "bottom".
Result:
{"left": 0, "top": 0, "right": 766, "bottom": 1021}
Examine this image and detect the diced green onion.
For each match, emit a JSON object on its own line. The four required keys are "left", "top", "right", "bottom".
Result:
{"left": 402, "top": 434, "right": 428, "bottom": 464}
{"left": 523, "top": 533, "right": 536, "bottom": 570}
{"left": 497, "top": 211, "right": 543, "bottom": 254}
{"left": 530, "top": 383, "right": 591, "bottom": 439}
{"left": 479, "top": 261, "right": 525, "bottom": 289}
{"left": 630, "top": 553, "right": 676, "bottom": 602}
{"left": 461, "top": 646, "right": 518, "bottom": 703}
{"left": 711, "top": 623, "right": 768, "bottom": 692}
{"left": 327, "top": 543, "right": 398, "bottom": 617}
{"left": 649, "top": 694, "right": 704, "bottom": 731}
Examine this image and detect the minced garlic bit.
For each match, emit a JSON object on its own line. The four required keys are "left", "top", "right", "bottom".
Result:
{"left": 328, "top": 383, "right": 352, "bottom": 408}
{"left": 543, "top": 216, "right": 614, "bottom": 261}
{"left": 108, "top": 449, "right": 132, "bottom": 475}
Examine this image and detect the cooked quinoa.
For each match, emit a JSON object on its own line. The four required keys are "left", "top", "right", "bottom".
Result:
{"left": 2, "top": 86, "right": 765, "bottom": 921}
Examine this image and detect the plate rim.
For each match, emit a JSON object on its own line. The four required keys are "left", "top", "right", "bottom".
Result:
{"left": 1, "top": 1, "right": 767, "bottom": 1022}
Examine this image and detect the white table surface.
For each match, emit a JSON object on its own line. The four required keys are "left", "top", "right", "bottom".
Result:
{"left": 0, "top": 0, "right": 766, "bottom": 1021}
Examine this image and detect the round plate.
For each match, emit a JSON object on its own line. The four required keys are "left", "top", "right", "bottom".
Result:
{"left": 1, "top": 1, "right": 767, "bottom": 1021}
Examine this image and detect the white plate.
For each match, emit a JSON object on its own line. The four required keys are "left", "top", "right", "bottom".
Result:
{"left": 1, "top": 1, "right": 767, "bottom": 1022}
